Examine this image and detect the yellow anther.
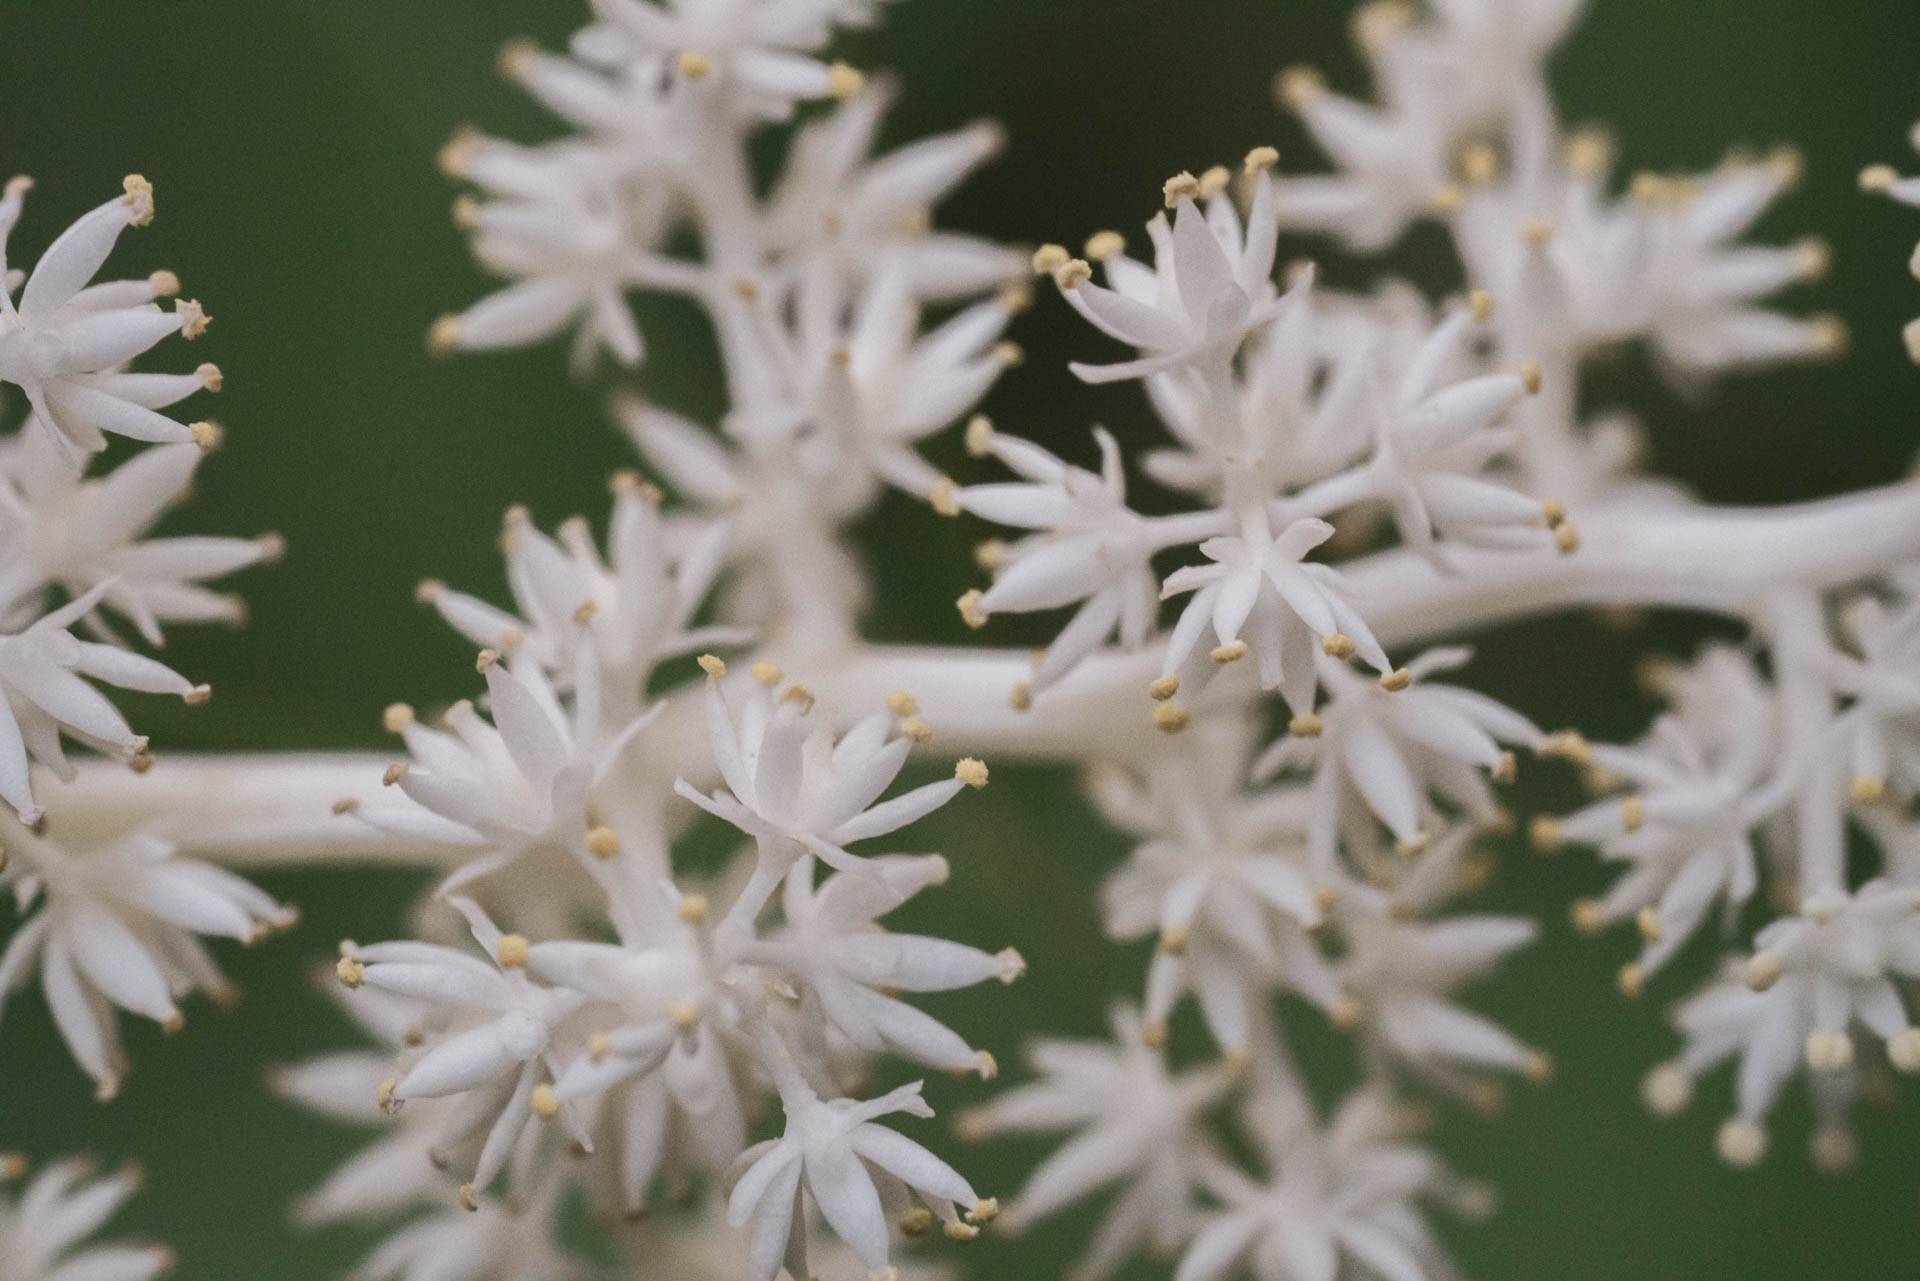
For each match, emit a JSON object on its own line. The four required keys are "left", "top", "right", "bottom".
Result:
{"left": 496, "top": 935, "right": 530, "bottom": 969}
{"left": 1009, "top": 682, "right": 1032, "bottom": 711}
{"left": 1529, "top": 815, "right": 1564, "bottom": 852}
{"left": 1211, "top": 640, "right": 1249, "bottom": 664}
{"left": 1197, "top": 165, "right": 1231, "bottom": 198}
{"left": 899, "top": 1208, "right": 934, "bottom": 1236}
{"left": 189, "top": 421, "right": 222, "bottom": 451}
{"left": 1851, "top": 776, "right": 1887, "bottom": 804}
{"left": 379, "top": 1078, "right": 401, "bottom": 1114}
{"left": 955, "top": 758, "right": 989, "bottom": 789}
{"left": 826, "top": 62, "right": 864, "bottom": 99}
{"left": 1570, "top": 898, "right": 1606, "bottom": 934}
{"left": 1162, "top": 171, "right": 1200, "bottom": 207}
{"left": 382, "top": 703, "right": 415, "bottom": 734}
{"left": 1745, "top": 950, "right": 1783, "bottom": 992}
{"left": 1794, "top": 236, "right": 1830, "bottom": 281}
{"left": 964, "top": 414, "right": 995, "bottom": 456}
{"left": 669, "top": 1002, "right": 701, "bottom": 1031}
{"left": 1276, "top": 66, "right": 1325, "bottom": 111}
{"left": 1084, "top": 230, "right": 1126, "bottom": 261}
{"left": 676, "top": 51, "right": 713, "bottom": 81}
{"left": 697, "top": 653, "right": 727, "bottom": 678}
{"left": 677, "top": 894, "right": 709, "bottom": 927}
{"left": 1140, "top": 1020, "right": 1169, "bottom": 1050}
{"left": 1562, "top": 129, "right": 1613, "bottom": 177}
{"left": 780, "top": 685, "right": 815, "bottom": 715}
{"left": 1030, "top": 243, "right": 1070, "bottom": 276}
{"left": 929, "top": 477, "right": 961, "bottom": 516}
{"left": 976, "top": 1050, "right": 998, "bottom": 1080}
{"left": 943, "top": 1221, "right": 980, "bottom": 1242}
{"left": 1523, "top": 1050, "right": 1555, "bottom": 1083}
{"left": 585, "top": 826, "right": 621, "bottom": 862}
{"left": 1244, "top": 145, "right": 1280, "bottom": 175}
{"left": 1468, "top": 290, "right": 1494, "bottom": 324}
{"left": 1861, "top": 164, "right": 1899, "bottom": 194}
{"left": 1622, "top": 796, "right": 1645, "bottom": 832}
{"left": 1329, "top": 994, "right": 1364, "bottom": 1028}
{"left": 1636, "top": 906, "right": 1662, "bottom": 945}
{"left": 1153, "top": 704, "right": 1189, "bottom": 734}
{"left": 197, "top": 362, "right": 224, "bottom": 391}
{"left": 1289, "top": 714, "right": 1323, "bottom": 738}
{"left": 900, "top": 715, "right": 934, "bottom": 745}
{"left": 957, "top": 589, "right": 989, "bottom": 629}
{"left": 1158, "top": 925, "right": 1190, "bottom": 957}
{"left": 122, "top": 173, "right": 155, "bottom": 224}
{"left": 1461, "top": 143, "right": 1501, "bottom": 187}
{"left": 587, "top": 1032, "right": 612, "bottom": 1062}
{"left": 750, "top": 660, "right": 782, "bottom": 687}
{"left": 1554, "top": 523, "right": 1581, "bottom": 554}
{"left": 885, "top": 691, "right": 919, "bottom": 717}
{"left": 458, "top": 1184, "right": 479, "bottom": 1212}
{"left": 331, "top": 797, "right": 359, "bottom": 816}
{"left": 530, "top": 1084, "right": 559, "bottom": 1118}
{"left": 1379, "top": 668, "right": 1412, "bottom": 692}
{"left": 1617, "top": 961, "right": 1644, "bottom": 999}
{"left": 1520, "top": 362, "right": 1543, "bottom": 395}
{"left": 148, "top": 269, "right": 180, "bottom": 298}
{"left": 967, "top": 1197, "right": 1001, "bottom": 1224}
{"left": 992, "top": 341, "right": 1024, "bottom": 366}
{"left": 1321, "top": 633, "right": 1356, "bottom": 659}
{"left": 336, "top": 957, "right": 365, "bottom": 989}
{"left": 1428, "top": 183, "right": 1465, "bottom": 214}
{"left": 382, "top": 763, "right": 409, "bottom": 787}
{"left": 1053, "top": 258, "right": 1092, "bottom": 290}
{"left": 1490, "top": 751, "right": 1517, "bottom": 784}
{"left": 1148, "top": 675, "right": 1180, "bottom": 702}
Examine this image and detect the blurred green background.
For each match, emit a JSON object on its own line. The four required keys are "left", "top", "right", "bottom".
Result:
{"left": 3, "top": 1, "right": 1920, "bottom": 1278}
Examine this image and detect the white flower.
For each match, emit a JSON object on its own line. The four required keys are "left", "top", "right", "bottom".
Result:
{"left": 0, "top": 435, "right": 273, "bottom": 646}
{"left": 0, "top": 1156, "right": 172, "bottom": 1281}
{"left": 1059, "top": 167, "right": 1283, "bottom": 385}
{"left": 1362, "top": 305, "right": 1554, "bottom": 561}
{"left": 1827, "top": 592, "right": 1920, "bottom": 800}
{"left": 340, "top": 898, "right": 589, "bottom": 1202}
{"left": 1652, "top": 881, "right": 1920, "bottom": 1167}
{"left": 804, "top": 259, "right": 1016, "bottom": 493}
{"left": 746, "top": 852, "right": 1022, "bottom": 1074}
{"left": 0, "top": 581, "right": 209, "bottom": 827}
{"left": 420, "top": 490, "right": 739, "bottom": 724}
{"left": 728, "top": 1055, "right": 985, "bottom": 1281}
{"left": 957, "top": 428, "right": 1157, "bottom": 692}
{"left": 675, "top": 661, "right": 983, "bottom": 883}
{"left": 353, "top": 642, "right": 656, "bottom": 894}
{"left": 763, "top": 85, "right": 1017, "bottom": 300}
{"left": 1176, "top": 1088, "right": 1460, "bottom": 1281}
{"left": 0, "top": 176, "right": 215, "bottom": 467}
{"left": 578, "top": 0, "right": 886, "bottom": 121}
{"left": 1256, "top": 646, "right": 1538, "bottom": 860}
{"left": 1861, "top": 138, "right": 1920, "bottom": 360}
{"left": 958, "top": 1003, "right": 1232, "bottom": 1280}
{"left": 1160, "top": 518, "right": 1391, "bottom": 718}
{"left": 1553, "top": 645, "right": 1778, "bottom": 977}
{"left": 0, "top": 801, "right": 292, "bottom": 1098}
{"left": 352, "top": 1179, "right": 586, "bottom": 1281}
{"left": 1336, "top": 886, "right": 1544, "bottom": 1093}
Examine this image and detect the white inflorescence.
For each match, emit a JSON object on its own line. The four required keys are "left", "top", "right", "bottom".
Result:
{"left": 11, "top": 0, "right": 1920, "bottom": 1277}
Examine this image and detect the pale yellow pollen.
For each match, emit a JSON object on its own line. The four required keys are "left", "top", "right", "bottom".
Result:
{"left": 1539, "top": 729, "right": 1593, "bottom": 766}
{"left": 474, "top": 648, "right": 501, "bottom": 674}
{"left": 1148, "top": 675, "right": 1180, "bottom": 702}
{"left": 678, "top": 894, "right": 709, "bottom": 927}
{"left": 1428, "top": 183, "right": 1465, "bottom": 214}
{"left": 828, "top": 343, "right": 852, "bottom": 367}
{"left": 732, "top": 276, "right": 760, "bottom": 302}
{"left": 1860, "top": 164, "right": 1899, "bottom": 194}
{"left": 1520, "top": 362, "right": 1543, "bottom": 395}
{"left": 929, "top": 477, "right": 962, "bottom": 516}
{"left": 1794, "top": 236, "right": 1830, "bottom": 281}
{"left": 1521, "top": 220, "right": 1556, "bottom": 248}
{"left": 1570, "top": 898, "right": 1606, "bottom": 934}
{"left": 957, "top": 589, "right": 990, "bottom": 629}
{"left": 415, "top": 578, "right": 447, "bottom": 604}
{"left": 129, "top": 751, "right": 155, "bottom": 775}
{"left": 900, "top": 715, "right": 934, "bottom": 745}
{"left": 998, "top": 280, "right": 1035, "bottom": 313}
{"left": 2, "top": 175, "right": 33, "bottom": 201}
{"left": 1562, "top": 129, "right": 1613, "bottom": 177}
{"left": 382, "top": 762, "right": 410, "bottom": 788}
{"left": 428, "top": 313, "right": 464, "bottom": 355}
{"left": 1379, "top": 668, "right": 1412, "bottom": 692}
{"left": 781, "top": 685, "right": 816, "bottom": 715}
{"left": 1289, "top": 713, "right": 1323, "bottom": 738}
{"left": 1745, "top": 950, "right": 1783, "bottom": 992}
{"left": 1053, "top": 257, "right": 1092, "bottom": 290}
{"left": 1468, "top": 289, "right": 1494, "bottom": 324}
{"left": 992, "top": 340, "right": 1024, "bottom": 367}
{"left": 944, "top": 1221, "right": 980, "bottom": 1242}
{"left": 1490, "top": 751, "right": 1517, "bottom": 785}
{"left": 331, "top": 797, "right": 359, "bottom": 816}
{"left": 1623, "top": 795, "right": 1645, "bottom": 832}
{"left": 1394, "top": 832, "right": 1428, "bottom": 858}
{"left": 1461, "top": 143, "right": 1501, "bottom": 187}
{"left": 496, "top": 37, "right": 540, "bottom": 81}
{"left": 669, "top": 1001, "right": 701, "bottom": 1031}
{"left": 196, "top": 361, "right": 224, "bottom": 392}
{"left": 451, "top": 194, "right": 480, "bottom": 229}
{"left": 1321, "top": 632, "right": 1356, "bottom": 659}
{"left": 1769, "top": 145, "right": 1803, "bottom": 189}
{"left": 1636, "top": 906, "right": 1662, "bottom": 945}
{"left": 1210, "top": 640, "right": 1248, "bottom": 664}
{"left": 336, "top": 956, "right": 365, "bottom": 989}
{"left": 1329, "top": 994, "right": 1364, "bottom": 1029}
{"left": 570, "top": 600, "right": 598, "bottom": 627}
{"left": 1030, "top": 243, "right": 1070, "bottom": 276}
{"left": 1009, "top": 682, "right": 1032, "bottom": 711}
{"left": 1197, "top": 165, "right": 1232, "bottom": 199}
{"left": 584, "top": 826, "right": 621, "bottom": 862}
{"left": 676, "top": 51, "right": 713, "bottom": 81}
{"left": 1158, "top": 924, "right": 1190, "bottom": 957}
{"left": 496, "top": 934, "right": 530, "bottom": 969}
{"left": 438, "top": 128, "right": 482, "bottom": 178}
{"left": 1523, "top": 1050, "right": 1555, "bottom": 1083}
{"left": 587, "top": 1032, "right": 612, "bottom": 1063}
{"left": 189, "top": 421, "right": 222, "bottom": 452}
{"left": 964, "top": 414, "right": 995, "bottom": 456}
{"left": 1540, "top": 498, "right": 1567, "bottom": 528}
{"left": 955, "top": 757, "right": 989, "bottom": 789}
{"left": 1553, "top": 523, "right": 1581, "bottom": 555}
{"left": 976, "top": 1050, "right": 998, "bottom": 1080}
{"left": 1152, "top": 704, "right": 1189, "bottom": 734}
{"left": 899, "top": 1208, "right": 935, "bottom": 1236}
{"left": 383, "top": 703, "right": 415, "bottom": 734}
{"left": 697, "top": 653, "right": 727, "bottom": 679}
{"left": 530, "top": 1083, "right": 560, "bottom": 1118}
{"left": 146, "top": 269, "right": 180, "bottom": 298}
{"left": 1084, "top": 229, "right": 1126, "bottom": 261}
{"left": 1140, "top": 1020, "right": 1170, "bottom": 1050}
{"left": 1529, "top": 815, "right": 1564, "bottom": 852}
{"left": 1162, "top": 171, "right": 1200, "bottom": 207}
{"left": 122, "top": 173, "right": 155, "bottom": 223}
{"left": 1243, "top": 145, "right": 1280, "bottom": 176}
{"left": 1276, "top": 66, "right": 1325, "bottom": 111}
{"left": 1716, "top": 1119, "right": 1765, "bottom": 1168}
{"left": 1809, "top": 313, "right": 1848, "bottom": 357}
{"left": 378, "top": 1077, "right": 401, "bottom": 1114}
{"left": 1805, "top": 1029, "right": 1854, "bottom": 1073}
{"left": 1617, "top": 961, "right": 1644, "bottom": 999}
{"left": 749, "top": 660, "right": 782, "bottom": 687}
{"left": 458, "top": 1184, "right": 479, "bottom": 1213}
{"left": 885, "top": 690, "right": 919, "bottom": 717}
{"left": 826, "top": 62, "right": 864, "bottom": 99}
{"left": 967, "top": 1196, "right": 1001, "bottom": 1225}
